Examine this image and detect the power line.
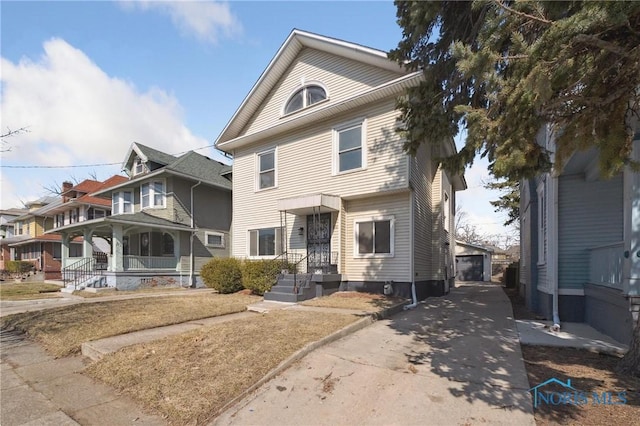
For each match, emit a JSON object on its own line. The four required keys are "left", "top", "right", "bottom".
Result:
{"left": 0, "top": 143, "right": 224, "bottom": 169}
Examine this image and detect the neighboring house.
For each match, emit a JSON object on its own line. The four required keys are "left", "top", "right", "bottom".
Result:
{"left": 455, "top": 240, "right": 492, "bottom": 282}
{"left": 47, "top": 142, "right": 232, "bottom": 290}
{"left": 520, "top": 125, "right": 640, "bottom": 344}
{"left": 0, "top": 197, "right": 83, "bottom": 279}
{"left": 0, "top": 208, "right": 27, "bottom": 271}
{"left": 215, "top": 30, "right": 466, "bottom": 302}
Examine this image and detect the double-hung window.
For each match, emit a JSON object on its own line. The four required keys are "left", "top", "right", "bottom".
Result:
{"left": 112, "top": 190, "right": 133, "bottom": 214}
{"left": 257, "top": 150, "right": 276, "bottom": 190}
{"left": 334, "top": 120, "right": 365, "bottom": 174}
{"left": 355, "top": 217, "right": 393, "bottom": 257}
{"left": 141, "top": 180, "right": 165, "bottom": 208}
{"left": 248, "top": 227, "right": 283, "bottom": 257}
{"left": 133, "top": 157, "right": 145, "bottom": 175}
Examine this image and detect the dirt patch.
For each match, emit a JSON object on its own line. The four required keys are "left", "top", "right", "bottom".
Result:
{"left": 301, "top": 291, "right": 405, "bottom": 312}
{"left": 503, "top": 286, "right": 640, "bottom": 424}
{"left": 85, "top": 310, "right": 358, "bottom": 424}
{"left": 0, "top": 293, "right": 259, "bottom": 357}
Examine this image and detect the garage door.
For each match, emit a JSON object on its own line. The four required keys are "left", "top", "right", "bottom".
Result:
{"left": 456, "top": 255, "right": 483, "bottom": 281}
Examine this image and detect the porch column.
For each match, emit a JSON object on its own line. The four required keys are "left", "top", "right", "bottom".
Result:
{"left": 111, "top": 224, "right": 124, "bottom": 272}
{"left": 61, "top": 232, "right": 69, "bottom": 270}
{"left": 82, "top": 229, "right": 94, "bottom": 259}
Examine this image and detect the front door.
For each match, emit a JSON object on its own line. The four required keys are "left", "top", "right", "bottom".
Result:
{"left": 307, "top": 213, "right": 331, "bottom": 272}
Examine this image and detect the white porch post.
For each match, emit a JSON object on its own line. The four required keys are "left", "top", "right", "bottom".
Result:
{"left": 82, "top": 229, "right": 94, "bottom": 259}
{"left": 61, "top": 232, "right": 70, "bottom": 269}
{"left": 111, "top": 224, "right": 124, "bottom": 272}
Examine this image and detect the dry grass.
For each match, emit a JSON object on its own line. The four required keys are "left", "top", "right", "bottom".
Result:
{"left": 72, "top": 287, "right": 185, "bottom": 298}
{"left": 85, "top": 310, "right": 358, "bottom": 425}
{"left": 0, "top": 282, "right": 62, "bottom": 300}
{"left": 301, "top": 291, "right": 406, "bottom": 312}
{"left": 0, "top": 293, "right": 259, "bottom": 357}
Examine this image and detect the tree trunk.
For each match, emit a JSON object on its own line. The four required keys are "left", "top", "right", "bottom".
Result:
{"left": 617, "top": 313, "right": 640, "bottom": 377}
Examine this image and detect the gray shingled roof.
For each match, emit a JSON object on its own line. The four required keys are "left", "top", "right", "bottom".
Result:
{"left": 107, "top": 211, "right": 193, "bottom": 230}
{"left": 134, "top": 142, "right": 178, "bottom": 166}
{"left": 166, "top": 151, "right": 232, "bottom": 190}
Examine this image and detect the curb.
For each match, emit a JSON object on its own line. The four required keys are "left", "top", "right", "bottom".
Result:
{"left": 212, "top": 300, "right": 408, "bottom": 421}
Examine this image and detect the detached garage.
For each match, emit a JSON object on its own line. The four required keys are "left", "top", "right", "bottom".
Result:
{"left": 455, "top": 241, "right": 492, "bottom": 282}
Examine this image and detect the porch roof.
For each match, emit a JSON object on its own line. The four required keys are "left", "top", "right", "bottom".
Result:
{"left": 277, "top": 193, "right": 341, "bottom": 215}
{"left": 44, "top": 212, "right": 194, "bottom": 236}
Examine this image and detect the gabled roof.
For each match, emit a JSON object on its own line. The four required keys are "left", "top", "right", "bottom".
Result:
{"left": 65, "top": 179, "right": 102, "bottom": 195}
{"left": 122, "top": 142, "right": 178, "bottom": 174}
{"left": 215, "top": 29, "right": 409, "bottom": 147}
{"left": 94, "top": 147, "right": 231, "bottom": 195}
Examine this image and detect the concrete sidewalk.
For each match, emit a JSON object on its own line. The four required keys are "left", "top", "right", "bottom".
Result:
{"left": 213, "top": 283, "right": 536, "bottom": 425}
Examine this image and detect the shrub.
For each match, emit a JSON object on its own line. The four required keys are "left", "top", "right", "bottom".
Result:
{"left": 242, "top": 259, "right": 290, "bottom": 295}
{"left": 200, "top": 257, "right": 243, "bottom": 293}
{"left": 5, "top": 261, "right": 35, "bottom": 274}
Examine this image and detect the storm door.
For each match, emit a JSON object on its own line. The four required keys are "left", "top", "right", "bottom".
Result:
{"left": 307, "top": 213, "right": 331, "bottom": 272}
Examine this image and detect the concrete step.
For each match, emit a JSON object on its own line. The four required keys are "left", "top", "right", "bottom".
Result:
{"left": 264, "top": 291, "right": 300, "bottom": 303}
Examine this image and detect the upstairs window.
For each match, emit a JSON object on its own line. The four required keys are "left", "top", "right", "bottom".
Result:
{"left": 334, "top": 120, "right": 366, "bottom": 174}
{"left": 112, "top": 190, "right": 133, "bottom": 215}
{"left": 141, "top": 180, "right": 165, "bottom": 209}
{"left": 133, "top": 157, "right": 145, "bottom": 175}
{"left": 257, "top": 149, "right": 276, "bottom": 190}
{"left": 283, "top": 84, "right": 327, "bottom": 115}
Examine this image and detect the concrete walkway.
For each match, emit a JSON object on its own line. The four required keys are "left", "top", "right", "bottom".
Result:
{"left": 213, "top": 283, "right": 536, "bottom": 425}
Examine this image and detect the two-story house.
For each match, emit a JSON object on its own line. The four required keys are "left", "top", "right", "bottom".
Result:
{"left": 0, "top": 208, "right": 27, "bottom": 271}
{"left": 520, "top": 125, "right": 640, "bottom": 344}
{"left": 215, "top": 30, "right": 466, "bottom": 302}
{"left": 0, "top": 197, "right": 83, "bottom": 279}
{"left": 49, "top": 142, "right": 232, "bottom": 290}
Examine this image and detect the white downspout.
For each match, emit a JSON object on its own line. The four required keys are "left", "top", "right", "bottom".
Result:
{"left": 189, "top": 181, "right": 202, "bottom": 288}
{"left": 405, "top": 189, "right": 418, "bottom": 310}
{"left": 550, "top": 174, "right": 561, "bottom": 331}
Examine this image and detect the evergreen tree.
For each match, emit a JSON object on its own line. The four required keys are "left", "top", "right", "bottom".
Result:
{"left": 390, "top": 0, "right": 640, "bottom": 376}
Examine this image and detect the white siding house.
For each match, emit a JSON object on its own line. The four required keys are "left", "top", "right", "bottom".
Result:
{"left": 216, "top": 30, "right": 466, "bottom": 301}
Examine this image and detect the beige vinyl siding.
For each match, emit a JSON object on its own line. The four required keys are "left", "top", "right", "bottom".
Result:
{"left": 428, "top": 167, "right": 454, "bottom": 281}
{"left": 410, "top": 143, "right": 435, "bottom": 280}
{"left": 231, "top": 99, "right": 408, "bottom": 258}
{"left": 343, "top": 193, "right": 411, "bottom": 282}
{"left": 241, "top": 48, "right": 404, "bottom": 137}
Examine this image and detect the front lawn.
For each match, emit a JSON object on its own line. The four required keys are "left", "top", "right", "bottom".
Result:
{"left": 0, "top": 282, "right": 61, "bottom": 300}
{"left": 0, "top": 293, "right": 260, "bottom": 357}
{"left": 86, "top": 310, "right": 359, "bottom": 424}
{"left": 301, "top": 291, "right": 406, "bottom": 312}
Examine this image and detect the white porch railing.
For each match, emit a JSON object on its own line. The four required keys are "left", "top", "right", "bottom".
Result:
{"left": 123, "top": 255, "right": 178, "bottom": 270}
{"left": 588, "top": 242, "right": 624, "bottom": 289}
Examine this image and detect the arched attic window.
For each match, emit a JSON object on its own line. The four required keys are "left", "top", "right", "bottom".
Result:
{"left": 283, "top": 84, "right": 327, "bottom": 115}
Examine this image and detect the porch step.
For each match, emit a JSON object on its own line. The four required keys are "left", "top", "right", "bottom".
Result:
{"left": 264, "top": 273, "right": 315, "bottom": 303}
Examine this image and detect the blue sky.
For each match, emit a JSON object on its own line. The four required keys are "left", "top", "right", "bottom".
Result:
{"left": 0, "top": 0, "right": 515, "bottom": 241}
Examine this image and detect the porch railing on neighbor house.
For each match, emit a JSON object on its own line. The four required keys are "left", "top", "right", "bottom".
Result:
{"left": 62, "top": 257, "right": 104, "bottom": 290}
{"left": 588, "top": 242, "right": 624, "bottom": 289}
{"left": 123, "top": 255, "right": 178, "bottom": 270}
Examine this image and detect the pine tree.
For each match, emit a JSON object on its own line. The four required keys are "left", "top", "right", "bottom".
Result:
{"left": 391, "top": 0, "right": 640, "bottom": 376}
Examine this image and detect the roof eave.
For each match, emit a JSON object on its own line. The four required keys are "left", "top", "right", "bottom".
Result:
{"left": 217, "top": 72, "right": 423, "bottom": 152}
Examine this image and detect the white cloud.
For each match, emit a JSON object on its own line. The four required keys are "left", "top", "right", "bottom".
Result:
{"left": 120, "top": 0, "right": 242, "bottom": 44}
{"left": 0, "top": 38, "right": 208, "bottom": 208}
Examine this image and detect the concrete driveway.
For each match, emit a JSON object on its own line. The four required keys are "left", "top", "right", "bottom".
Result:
{"left": 214, "top": 283, "right": 535, "bottom": 425}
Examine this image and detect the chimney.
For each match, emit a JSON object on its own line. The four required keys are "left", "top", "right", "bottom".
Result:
{"left": 62, "top": 181, "right": 73, "bottom": 202}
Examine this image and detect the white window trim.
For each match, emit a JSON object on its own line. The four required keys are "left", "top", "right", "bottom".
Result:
{"left": 205, "top": 231, "right": 225, "bottom": 249}
{"left": 281, "top": 81, "right": 329, "bottom": 117}
{"left": 140, "top": 179, "right": 166, "bottom": 209}
{"left": 353, "top": 215, "right": 395, "bottom": 258}
{"left": 247, "top": 227, "right": 283, "bottom": 258}
{"left": 112, "top": 189, "right": 134, "bottom": 215}
{"left": 537, "top": 181, "right": 546, "bottom": 265}
{"left": 133, "top": 157, "right": 146, "bottom": 176}
{"left": 333, "top": 118, "right": 367, "bottom": 175}
{"left": 255, "top": 148, "right": 277, "bottom": 192}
